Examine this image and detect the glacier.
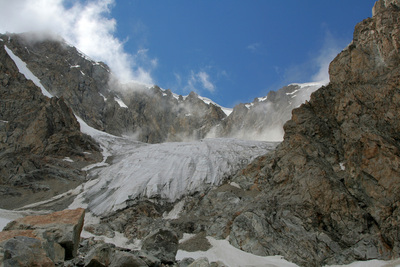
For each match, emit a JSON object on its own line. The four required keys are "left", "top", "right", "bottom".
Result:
{"left": 75, "top": 117, "right": 277, "bottom": 215}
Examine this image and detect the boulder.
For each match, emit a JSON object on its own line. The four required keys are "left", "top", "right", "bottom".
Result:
{"left": 0, "top": 236, "right": 55, "bottom": 267}
{"left": 4, "top": 208, "right": 85, "bottom": 260}
{"left": 141, "top": 228, "right": 179, "bottom": 263}
{"left": 84, "top": 243, "right": 115, "bottom": 267}
{"left": 110, "top": 251, "right": 148, "bottom": 267}
{"left": 187, "top": 257, "right": 210, "bottom": 267}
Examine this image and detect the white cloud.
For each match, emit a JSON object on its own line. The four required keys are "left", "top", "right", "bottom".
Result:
{"left": 281, "top": 30, "right": 345, "bottom": 85}
{"left": 246, "top": 42, "right": 261, "bottom": 52}
{"left": 310, "top": 31, "right": 344, "bottom": 83}
{"left": 184, "top": 70, "right": 215, "bottom": 93}
{"left": 0, "top": 0, "right": 156, "bottom": 85}
{"left": 197, "top": 71, "right": 215, "bottom": 92}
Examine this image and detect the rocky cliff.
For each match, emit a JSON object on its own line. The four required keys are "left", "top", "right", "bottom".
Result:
{"left": 226, "top": 0, "right": 400, "bottom": 265}
{"left": 0, "top": 41, "right": 101, "bottom": 209}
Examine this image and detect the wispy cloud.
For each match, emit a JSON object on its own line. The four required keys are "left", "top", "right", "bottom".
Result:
{"left": 197, "top": 71, "right": 215, "bottom": 92}
{"left": 282, "top": 30, "right": 345, "bottom": 84}
{"left": 0, "top": 0, "right": 156, "bottom": 85}
{"left": 310, "top": 31, "right": 344, "bottom": 83}
{"left": 184, "top": 70, "right": 216, "bottom": 94}
{"left": 246, "top": 42, "right": 261, "bottom": 52}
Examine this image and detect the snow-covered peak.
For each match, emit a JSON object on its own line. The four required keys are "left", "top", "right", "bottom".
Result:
{"left": 289, "top": 81, "right": 327, "bottom": 89}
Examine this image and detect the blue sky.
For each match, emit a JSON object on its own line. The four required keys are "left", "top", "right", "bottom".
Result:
{"left": 111, "top": 1, "right": 376, "bottom": 107}
{"left": 1, "top": 0, "right": 377, "bottom": 107}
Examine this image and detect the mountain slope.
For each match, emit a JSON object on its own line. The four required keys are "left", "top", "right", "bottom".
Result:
{"left": 0, "top": 38, "right": 101, "bottom": 209}
{"left": 2, "top": 33, "right": 321, "bottom": 144}
{"left": 1, "top": 33, "right": 228, "bottom": 143}
{"left": 208, "top": 82, "right": 325, "bottom": 141}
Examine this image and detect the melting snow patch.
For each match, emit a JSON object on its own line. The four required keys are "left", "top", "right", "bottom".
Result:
{"left": 99, "top": 93, "right": 107, "bottom": 101}
{"left": 0, "top": 38, "right": 3, "bottom": 42}
{"left": 70, "top": 65, "right": 80, "bottom": 68}
{"left": 163, "top": 199, "right": 185, "bottom": 220}
{"left": 63, "top": 157, "right": 74, "bottom": 163}
{"left": 286, "top": 89, "right": 299, "bottom": 96}
{"left": 340, "top": 163, "right": 346, "bottom": 171}
{"left": 245, "top": 103, "right": 254, "bottom": 109}
{"left": 230, "top": 182, "right": 241, "bottom": 189}
{"left": 80, "top": 70, "right": 86, "bottom": 76}
{"left": 5, "top": 45, "right": 53, "bottom": 98}
{"left": 258, "top": 96, "right": 268, "bottom": 102}
{"left": 115, "top": 96, "right": 128, "bottom": 108}
{"left": 176, "top": 236, "right": 299, "bottom": 267}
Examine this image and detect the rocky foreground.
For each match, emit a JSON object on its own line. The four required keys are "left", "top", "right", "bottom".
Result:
{"left": 0, "top": 208, "right": 227, "bottom": 267}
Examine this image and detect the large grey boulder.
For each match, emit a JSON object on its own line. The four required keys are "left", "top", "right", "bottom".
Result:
{"left": 0, "top": 236, "right": 55, "bottom": 267}
{"left": 141, "top": 228, "right": 179, "bottom": 263}
{"left": 4, "top": 208, "right": 85, "bottom": 260}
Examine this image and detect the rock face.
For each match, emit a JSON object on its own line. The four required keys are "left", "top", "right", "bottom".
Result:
{"left": 0, "top": 40, "right": 101, "bottom": 209}
{"left": 223, "top": 0, "right": 400, "bottom": 265}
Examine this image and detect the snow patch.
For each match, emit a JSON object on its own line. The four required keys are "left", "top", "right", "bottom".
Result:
{"left": 176, "top": 236, "right": 299, "bottom": 267}
{"left": 5, "top": 45, "right": 53, "bottom": 98}
{"left": 99, "top": 93, "right": 107, "bottom": 101}
{"left": 115, "top": 96, "right": 128, "bottom": 108}
{"left": 286, "top": 89, "right": 300, "bottom": 96}
{"left": 290, "top": 81, "right": 327, "bottom": 88}
{"left": 63, "top": 157, "right": 74, "bottom": 163}
{"left": 163, "top": 199, "right": 185, "bottom": 220}
{"left": 70, "top": 65, "right": 80, "bottom": 68}
{"left": 340, "top": 162, "right": 346, "bottom": 171}
{"left": 230, "top": 182, "right": 241, "bottom": 189}
{"left": 258, "top": 96, "right": 268, "bottom": 102}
